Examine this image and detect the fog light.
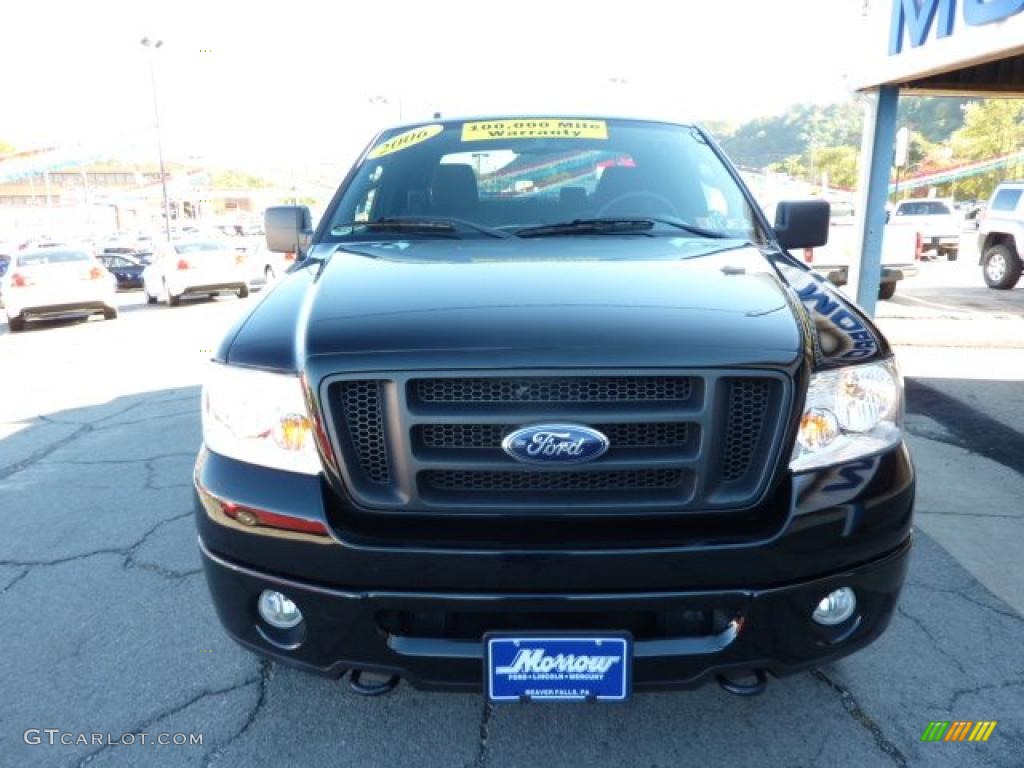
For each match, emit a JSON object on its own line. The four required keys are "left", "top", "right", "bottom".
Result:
{"left": 258, "top": 590, "right": 303, "bottom": 629}
{"left": 812, "top": 587, "right": 857, "bottom": 626}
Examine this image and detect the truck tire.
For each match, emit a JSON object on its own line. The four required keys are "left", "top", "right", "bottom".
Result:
{"left": 878, "top": 282, "right": 896, "bottom": 301}
{"left": 945, "top": 248, "right": 958, "bottom": 262}
{"left": 7, "top": 313, "right": 26, "bottom": 332}
{"left": 982, "top": 244, "right": 1022, "bottom": 290}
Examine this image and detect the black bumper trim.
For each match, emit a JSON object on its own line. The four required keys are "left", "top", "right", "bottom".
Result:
{"left": 199, "top": 535, "right": 912, "bottom": 692}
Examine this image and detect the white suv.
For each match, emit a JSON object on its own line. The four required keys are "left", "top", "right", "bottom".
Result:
{"left": 978, "top": 182, "right": 1024, "bottom": 290}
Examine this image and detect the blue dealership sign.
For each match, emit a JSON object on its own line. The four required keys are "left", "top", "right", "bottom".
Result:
{"left": 890, "top": 0, "right": 1024, "bottom": 55}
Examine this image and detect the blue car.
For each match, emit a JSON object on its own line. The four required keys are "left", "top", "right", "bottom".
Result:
{"left": 98, "top": 253, "right": 146, "bottom": 290}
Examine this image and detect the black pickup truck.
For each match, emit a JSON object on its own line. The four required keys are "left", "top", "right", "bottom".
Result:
{"left": 195, "top": 117, "right": 914, "bottom": 701}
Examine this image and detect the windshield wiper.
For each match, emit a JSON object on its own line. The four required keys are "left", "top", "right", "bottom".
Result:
{"left": 516, "top": 217, "right": 729, "bottom": 239}
{"left": 331, "top": 216, "right": 511, "bottom": 239}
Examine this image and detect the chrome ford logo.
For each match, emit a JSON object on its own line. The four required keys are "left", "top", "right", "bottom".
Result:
{"left": 501, "top": 424, "right": 609, "bottom": 465}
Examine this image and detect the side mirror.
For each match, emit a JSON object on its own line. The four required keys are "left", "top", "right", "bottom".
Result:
{"left": 265, "top": 206, "right": 313, "bottom": 255}
{"left": 773, "top": 199, "right": 830, "bottom": 250}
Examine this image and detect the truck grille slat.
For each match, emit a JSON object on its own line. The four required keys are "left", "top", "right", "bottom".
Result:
{"left": 417, "top": 422, "right": 691, "bottom": 450}
{"left": 414, "top": 376, "right": 692, "bottom": 404}
{"left": 423, "top": 468, "right": 686, "bottom": 492}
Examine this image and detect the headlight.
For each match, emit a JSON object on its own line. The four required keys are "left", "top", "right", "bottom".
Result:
{"left": 790, "top": 358, "right": 903, "bottom": 472}
{"left": 202, "top": 363, "right": 322, "bottom": 475}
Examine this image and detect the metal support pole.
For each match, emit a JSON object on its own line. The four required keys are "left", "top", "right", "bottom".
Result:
{"left": 143, "top": 40, "right": 172, "bottom": 242}
{"left": 850, "top": 85, "right": 899, "bottom": 316}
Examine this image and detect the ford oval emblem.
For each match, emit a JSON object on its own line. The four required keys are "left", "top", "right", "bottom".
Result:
{"left": 501, "top": 424, "right": 610, "bottom": 465}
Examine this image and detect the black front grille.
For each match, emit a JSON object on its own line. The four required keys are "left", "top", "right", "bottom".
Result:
{"left": 721, "top": 379, "right": 771, "bottom": 482}
{"left": 417, "top": 422, "right": 691, "bottom": 450}
{"left": 422, "top": 469, "right": 685, "bottom": 492}
{"left": 324, "top": 370, "right": 788, "bottom": 517}
{"left": 338, "top": 381, "right": 390, "bottom": 483}
{"left": 413, "top": 376, "right": 693, "bottom": 404}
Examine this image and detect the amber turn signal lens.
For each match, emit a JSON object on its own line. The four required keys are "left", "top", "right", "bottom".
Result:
{"left": 797, "top": 407, "right": 839, "bottom": 451}
{"left": 273, "top": 414, "right": 312, "bottom": 451}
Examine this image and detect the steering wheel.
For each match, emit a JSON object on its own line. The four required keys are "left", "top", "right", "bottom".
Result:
{"left": 596, "top": 191, "right": 680, "bottom": 219}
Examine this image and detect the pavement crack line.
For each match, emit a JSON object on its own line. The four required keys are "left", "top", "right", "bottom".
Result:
{"left": 940, "top": 678, "right": 1024, "bottom": 714}
{"left": 1, "top": 391, "right": 196, "bottom": 482}
{"left": 896, "top": 604, "right": 967, "bottom": 676}
{"left": 473, "top": 700, "right": 494, "bottom": 768}
{"left": 0, "top": 421, "right": 93, "bottom": 481}
{"left": 73, "top": 672, "right": 264, "bottom": 768}
{"left": 93, "top": 408, "right": 198, "bottom": 430}
{"left": 0, "top": 567, "right": 30, "bottom": 595}
{"left": 40, "top": 452, "right": 197, "bottom": 467}
{"left": 906, "top": 582, "right": 1024, "bottom": 624}
{"left": 811, "top": 669, "right": 908, "bottom": 768}
{"left": 0, "top": 510, "right": 195, "bottom": 584}
{"left": 201, "top": 659, "right": 273, "bottom": 767}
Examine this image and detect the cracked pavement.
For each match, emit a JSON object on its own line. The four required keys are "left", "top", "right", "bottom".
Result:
{"left": 1, "top": 290, "right": 1022, "bottom": 767}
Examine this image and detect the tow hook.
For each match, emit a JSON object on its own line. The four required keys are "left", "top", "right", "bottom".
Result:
{"left": 716, "top": 669, "right": 768, "bottom": 696}
{"left": 349, "top": 669, "right": 401, "bottom": 696}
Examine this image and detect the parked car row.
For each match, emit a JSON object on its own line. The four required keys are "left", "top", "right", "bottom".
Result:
{"left": 1, "top": 234, "right": 300, "bottom": 332}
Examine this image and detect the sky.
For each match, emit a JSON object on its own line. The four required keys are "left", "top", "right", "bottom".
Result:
{"left": 0, "top": 0, "right": 870, "bottom": 172}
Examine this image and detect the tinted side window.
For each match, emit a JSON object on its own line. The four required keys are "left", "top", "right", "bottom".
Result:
{"left": 991, "top": 189, "right": 1022, "bottom": 212}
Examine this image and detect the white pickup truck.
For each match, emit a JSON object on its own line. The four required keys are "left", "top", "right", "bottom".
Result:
{"left": 889, "top": 198, "right": 960, "bottom": 260}
{"left": 781, "top": 200, "right": 919, "bottom": 300}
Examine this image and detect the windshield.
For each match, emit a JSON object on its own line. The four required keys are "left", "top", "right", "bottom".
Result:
{"left": 896, "top": 201, "right": 952, "bottom": 216}
{"left": 323, "top": 118, "right": 762, "bottom": 243}
{"left": 174, "top": 241, "right": 226, "bottom": 254}
{"left": 17, "top": 250, "right": 91, "bottom": 266}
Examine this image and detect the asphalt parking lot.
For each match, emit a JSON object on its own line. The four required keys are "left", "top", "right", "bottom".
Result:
{"left": 1, "top": 264, "right": 1022, "bottom": 768}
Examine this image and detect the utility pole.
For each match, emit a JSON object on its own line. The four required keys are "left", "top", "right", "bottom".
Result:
{"left": 142, "top": 37, "right": 172, "bottom": 242}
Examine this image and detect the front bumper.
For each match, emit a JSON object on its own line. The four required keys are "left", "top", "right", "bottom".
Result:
{"left": 195, "top": 441, "right": 915, "bottom": 691}
{"left": 200, "top": 535, "right": 911, "bottom": 691}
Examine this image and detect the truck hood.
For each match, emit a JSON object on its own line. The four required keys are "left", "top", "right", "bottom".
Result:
{"left": 283, "top": 237, "right": 804, "bottom": 371}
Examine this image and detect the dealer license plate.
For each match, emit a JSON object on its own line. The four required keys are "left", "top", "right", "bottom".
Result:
{"left": 485, "top": 634, "right": 631, "bottom": 702}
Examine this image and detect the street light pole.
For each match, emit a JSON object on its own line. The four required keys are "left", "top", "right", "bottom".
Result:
{"left": 142, "top": 37, "right": 172, "bottom": 242}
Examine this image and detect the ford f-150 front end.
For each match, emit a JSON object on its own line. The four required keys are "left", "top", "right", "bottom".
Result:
{"left": 194, "top": 117, "right": 914, "bottom": 700}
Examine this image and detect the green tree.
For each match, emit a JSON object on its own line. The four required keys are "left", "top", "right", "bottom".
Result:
{"left": 898, "top": 96, "right": 972, "bottom": 143}
{"left": 719, "top": 102, "right": 863, "bottom": 169}
{"left": 949, "top": 99, "right": 1024, "bottom": 200}
{"left": 811, "top": 146, "right": 860, "bottom": 190}
{"left": 210, "top": 169, "right": 273, "bottom": 189}
{"left": 767, "top": 154, "right": 808, "bottom": 179}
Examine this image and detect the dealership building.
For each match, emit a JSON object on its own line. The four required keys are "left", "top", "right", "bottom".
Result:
{"left": 849, "top": 0, "right": 1024, "bottom": 314}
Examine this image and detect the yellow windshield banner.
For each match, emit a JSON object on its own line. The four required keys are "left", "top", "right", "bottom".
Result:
{"left": 366, "top": 124, "right": 444, "bottom": 159}
{"left": 461, "top": 119, "right": 608, "bottom": 142}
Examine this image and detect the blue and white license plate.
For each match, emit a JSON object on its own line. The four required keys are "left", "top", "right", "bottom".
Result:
{"left": 485, "top": 634, "right": 631, "bottom": 702}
